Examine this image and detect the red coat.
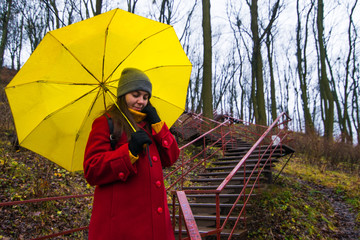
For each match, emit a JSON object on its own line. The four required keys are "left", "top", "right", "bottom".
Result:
{"left": 84, "top": 115, "right": 179, "bottom": 240}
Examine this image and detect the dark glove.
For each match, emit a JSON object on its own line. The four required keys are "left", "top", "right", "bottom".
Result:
{"left": 128, "top": 130, "right": 152, "bottom": 156}
{"left": 142, "top": 105, "right": 161, "bottom": 124}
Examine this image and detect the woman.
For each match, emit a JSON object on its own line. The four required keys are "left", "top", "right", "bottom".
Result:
{"left": 84, "top": 68, "right": 180, "bottom": 240}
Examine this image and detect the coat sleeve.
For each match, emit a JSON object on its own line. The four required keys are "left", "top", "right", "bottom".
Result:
{"left": 83, "top": 116, "right": 137, "bottom": 186}
{"left": 152, "top": 123, "right": 180, "bottom": 168}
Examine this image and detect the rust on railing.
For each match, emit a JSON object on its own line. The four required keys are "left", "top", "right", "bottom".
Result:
{"left": 176, "top": 191, "right": 201, "bottom": 240}
{"left": 168, "top": 112, "right": 292, "bottom": 239}
{"left": 1, "top": 112, "right": 292, "bottom": 240}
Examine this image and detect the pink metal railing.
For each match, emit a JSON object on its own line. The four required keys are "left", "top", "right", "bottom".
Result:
{"left": 168, "top": 112, "right": 292, "bottom": 239}
{"left": 0, "top": 112, "right": 292, "bottom": 239}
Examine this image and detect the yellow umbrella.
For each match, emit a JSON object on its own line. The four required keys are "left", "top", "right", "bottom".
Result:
{"left": 5, "top": 8, "right": 192, "bottom": 172}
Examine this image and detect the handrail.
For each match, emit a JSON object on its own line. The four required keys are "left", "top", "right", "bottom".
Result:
{"left": 0, "top": 193, "right": 93, "bottom": 239}
{"left": 0, "top": 194, "right": 93, "bottom": 207}
{"left": 1, "top": 112, "right": 292, "bottom": 240}
{"left": 171, "top": 112, "right": 292, "bottom": 239}
{"left": 176, "top": 191, "right": 202, "bottom": 240}
{"left": 217, "top": 113, "right": 287, "bottom": 192}
{"left": 179, "top": 119, "right": 231, "bottom": 151}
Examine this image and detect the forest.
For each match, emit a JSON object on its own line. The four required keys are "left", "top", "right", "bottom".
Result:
{"left": 0, "top": 0, "right": 359, "bottom": 144}
{"left": 0, "top": 1, "right": 360, "bottom": 239}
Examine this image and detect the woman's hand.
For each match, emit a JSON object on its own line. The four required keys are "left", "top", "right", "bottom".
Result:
{"left": 128, "top": 130, "right": 152, "bottom": 156}
{"left": 142, "top": 105, "right": 161, "bottom": 124}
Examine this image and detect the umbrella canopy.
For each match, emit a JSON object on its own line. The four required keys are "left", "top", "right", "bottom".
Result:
{"left": 5, "top": 8, "right": 192, "bottom": 172}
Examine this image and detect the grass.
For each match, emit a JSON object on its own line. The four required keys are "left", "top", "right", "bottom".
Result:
{"left": 281, "top": 154, "right": 360, "bottom": 222}
{"left": 247, "top": 154, "right": 360, "bottom": 239}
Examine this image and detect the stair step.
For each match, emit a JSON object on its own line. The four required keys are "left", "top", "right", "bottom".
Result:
{"left": 175, "top": 226, "right": 248, "bottom": 239}
{"left": 182, "top": 184, "right": 262, "bottom": 191}
{"left": 226, "top": 145, "right": 280, "bottom": 152}
{"left": 212, "top": 159, "right": 279, "bottom": 165}
{"left": 192, "top": 176, "right": 259, "bottom": 183}
{"left": 171, "top": 202, "right": 249, "bottom": 215}
{"left": 171, "top": 202, "right": 248, "bottom": 208}
{"left": 197, "top": 169, "right": 271, "bottom": 177}
{"left": 186, "top": 193, "right": 255, "bottom": 198}
{"left": 185, "top": 193, "right": 256, "bottom": 203}
{"left": 175, "top": 213, "right": 246, "bottom": 223}
{"left": 218, "top": 153, "right": 283, "bottom": 161}
{"left": 206, "top": 164, "right": 275, "bottom": 171}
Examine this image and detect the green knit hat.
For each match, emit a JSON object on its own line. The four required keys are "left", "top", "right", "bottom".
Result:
{"left": 117, "top": 68, "right": 152, "bottom": 98}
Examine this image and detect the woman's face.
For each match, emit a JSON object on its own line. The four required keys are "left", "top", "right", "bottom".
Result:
{"left": 125, "top": 90, "right": 149, "bottom": 111}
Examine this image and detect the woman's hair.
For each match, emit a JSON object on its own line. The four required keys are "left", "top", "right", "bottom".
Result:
{"left": 107, "top": 95, "right": 139, "bottom": 140}
{"left": 107, "top": 95, "right": 153, "bottom": 140}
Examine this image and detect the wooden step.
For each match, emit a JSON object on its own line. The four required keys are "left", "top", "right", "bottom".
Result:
{"left": 206, "top": 164, "right": 275, "bottom": 171}
{"left": 174, "top": 213, "right": 246, "bottom": 228}
{"left": 212, "top": 158, "right": 279, "bottom": 165}
{"left": 182, "top": 184, "right": 263, "bottom": 192}
{"left": 192, "top": 176, "right": 260, "bottom": 183}
{"left": 218, "top": 153, "right": 283, "bottom": 161}
{"left": 185, "top": 193, "right": 256, "bottom": 203}
{"left": 170, "top": 202, "right": 249, "bottom": 215}
{"left": 175, "top": 226, "right": 248, "bottom": 240}
{"left": 225, "top": 145, "right": 281, "bottom": 152}
{"left": 197, "top": 169, "right": 271, "bottom": 177}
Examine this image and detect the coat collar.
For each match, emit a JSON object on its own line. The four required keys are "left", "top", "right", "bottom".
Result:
{"left": 128, "top": 108, "right": 146, "bottom": 123}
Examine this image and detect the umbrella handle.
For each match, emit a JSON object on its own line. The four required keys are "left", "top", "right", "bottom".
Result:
{"left": 146, "top": 144, "right": 152, "bottom": 167}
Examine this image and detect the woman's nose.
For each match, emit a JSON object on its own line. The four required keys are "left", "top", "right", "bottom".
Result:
{"left": 137, "top": 98, "right": 145, "bottom": 105}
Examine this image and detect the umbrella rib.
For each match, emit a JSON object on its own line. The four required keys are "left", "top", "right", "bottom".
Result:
{"left": 151, "top": 96, "right": 185, "bottom": 111}
{"left": 46, "top": 87, "right": 101, "bottom": 121}
{"left": 48, "top": 32, "right": 101, "bottom": 84}
{"left": 104, "top": 26, "right": 174, "bottom": 83}
{"left": 70, "top": 85, "right": 104, "bottom": 170}
{"left": 20, "top": 86, "right": 101, "bottom": 149}
{"left": 6, "top": 80, "right": 100, "bottom": 89}
{"left": 102, "top": 9, "right": 117, "bottom": 83}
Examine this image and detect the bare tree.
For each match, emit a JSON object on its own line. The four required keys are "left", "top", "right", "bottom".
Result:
{"left": 127, "top": 0, "right": 138, "bottom": 13}
{"left": 265, "top": 30, "right": 277, "bottom": 122}
{"left": 7, "top": 12, "right": 23, "bottom": 70}
{"left": 296, "top": 0, "right": 314, "bottom": 134}
{"left": 0, "top": 0, "right": 13, "bottom": 71}
{"left": 316, "top": 0, "right": 334, "bottom": 140}
{"left": 227, "top": 1, "right": 252, "bottom": 122}
{"left": 201, "top": 0, "right": 213, "bottom": 119}
{"left": 246, "top": 0, "right": 281, "bottom": 125}
{"left": 18, "top": 0, "right": 48, "bottom": 52}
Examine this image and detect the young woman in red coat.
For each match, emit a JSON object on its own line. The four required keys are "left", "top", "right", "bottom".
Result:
{"left": 84, "top": 68, "right": 180, "bottom": 240}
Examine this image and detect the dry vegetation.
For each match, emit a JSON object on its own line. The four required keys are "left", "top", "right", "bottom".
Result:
{"left": 1, "top": 68, "right": 359, "bottom": 239}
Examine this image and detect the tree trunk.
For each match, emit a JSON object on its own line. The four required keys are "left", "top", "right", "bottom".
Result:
{"left": 248, "top": 0, "right": 280, "bottom": 125}
{"left": 266, "top": 32, "right": 277, "bottom": 122}
{"left": 250, "top": 0, "right": 266, "bottom": 125}
{"left": 127, "top": 0, "right": 138, "bottom": 13}
{"left": 201, "top": 0, "right": 213, "bottom": 119}
{"left": 95, "top": 0, "right": 103, "bottom": 15}
{"left": 296, "top": 0, "right": 314, "bottom": 134}
{"left": 0, "top": 0, "right": 13, "bottom": 71}
{"left": 317, "top": 0, "right": 334, "bottom": 140}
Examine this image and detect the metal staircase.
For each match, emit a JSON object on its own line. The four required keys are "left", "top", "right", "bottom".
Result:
{"left": 166, "top": 112, "right": 294, "bottom": 240}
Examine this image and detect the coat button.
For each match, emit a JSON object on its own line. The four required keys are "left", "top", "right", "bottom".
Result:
{"left": 118, "top": 172, "right": 125, "bottom": 180}
{"left": 152, "top": 156, "right": 158, "bottom": 162}
{"left": 163, "top": 140, "right": 169, "bottom": 146}
{"left": 157, "top": 207, "right": 163, "bottom": 214}
{"left": 155, "top": 180, "right": 161, "bottom": 188}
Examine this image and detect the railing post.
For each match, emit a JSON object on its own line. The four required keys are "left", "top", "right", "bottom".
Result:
{"left": 216, "top": 192, "right": 221, "bottom": 240}
{"left": 203, "top": 136, "right": 206, "bottom": 167}
{"left": 221, "top": 125, "right": 225, "bottom": 156}
{"left": 178, "top": 203, "right": 183, "bottom": 240}
{"left": 181, "top": 150, "right": 184, "bottom": 190}
{"left": 172, "top": 192, "right": 176, "bottom": 233}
